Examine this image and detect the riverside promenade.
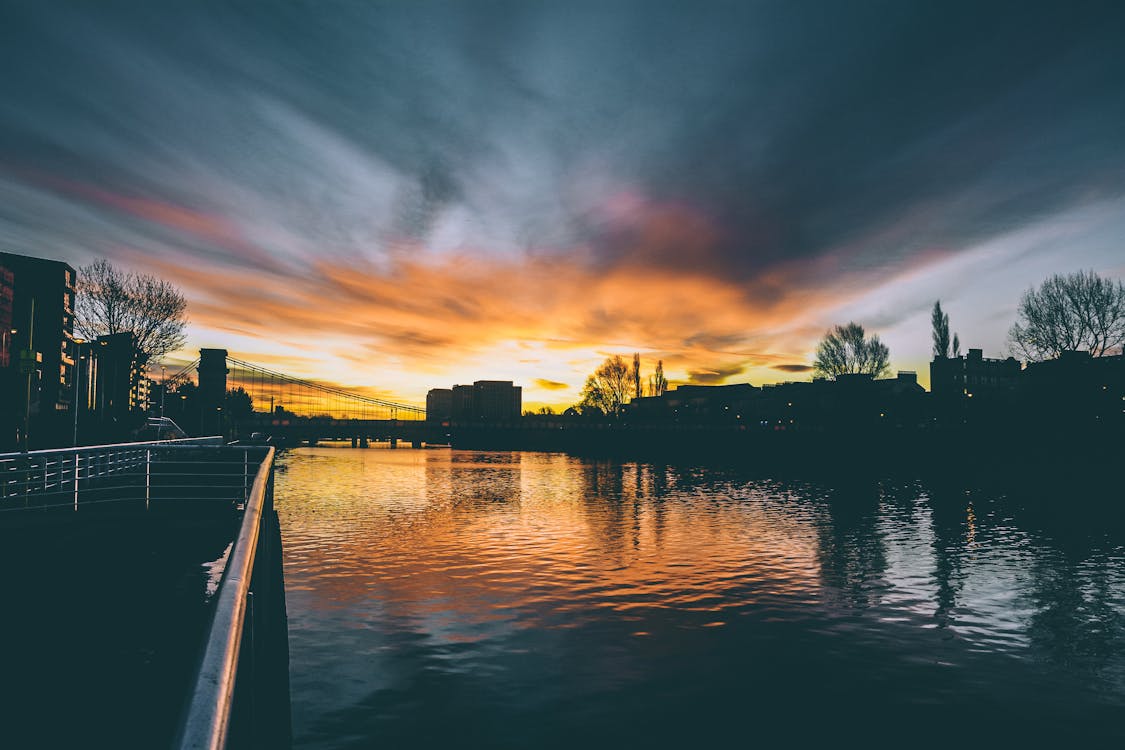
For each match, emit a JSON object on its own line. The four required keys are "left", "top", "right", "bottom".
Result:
{"left": 0, "top": 439, "right": 290, "bottom": 749}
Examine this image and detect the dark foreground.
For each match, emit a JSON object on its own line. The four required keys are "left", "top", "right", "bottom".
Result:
{"left": 278, "top": 448, "right": 1125, "bottom": 748}
{"left": 0, "top": 511, "right": 237, "bottom": 748}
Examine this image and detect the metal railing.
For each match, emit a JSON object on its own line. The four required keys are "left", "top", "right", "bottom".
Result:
{"left": 0, "top": 437, "right": 233, "bottom": 513}
{"left": 1, "top": 438, "right": 288, "bottom": 748}
{"left": 177, "top": 445, "right": 285, "bottom": 750}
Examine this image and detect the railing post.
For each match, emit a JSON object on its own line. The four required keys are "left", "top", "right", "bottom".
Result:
{"left": 73, "top": 453, "right": 79, "bottom": 511}
{"left": 243, "top": 449, "right": 249, "bottom": 503}
{"left": 145, "top": 449, "right": 151, "bottom": 510}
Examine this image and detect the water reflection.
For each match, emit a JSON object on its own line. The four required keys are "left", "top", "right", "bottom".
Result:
{"left": 277, "top": 448, "right": 1125, "bottom": 748}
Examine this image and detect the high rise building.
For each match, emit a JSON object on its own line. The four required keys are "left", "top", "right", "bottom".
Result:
{"left": 435, "top": 380, "right": 522, "bottom": 424}
{"left": 0, "top": 252, "right": 77, "bottom": 447}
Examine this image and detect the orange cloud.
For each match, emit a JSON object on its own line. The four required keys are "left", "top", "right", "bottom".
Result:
{"left": 103, "top": 185, "right": 957, "bottom": 405}
{"left": 534, "top": 378, "right": 570, "bottom": 391}
{"left": 134, "top": 245, "right": 896, "bottom": 405}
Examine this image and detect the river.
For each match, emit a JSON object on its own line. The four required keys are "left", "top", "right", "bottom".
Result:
{"left": 275, "top": 447, "right": 1125, "bottom": 747}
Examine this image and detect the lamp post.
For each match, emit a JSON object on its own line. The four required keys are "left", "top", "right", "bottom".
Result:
{"left": 72, "top": 338, "right": 86, "bottom": 446}
{"left": 160, "top": 364, "right": 167, "bottom": 418}
{"left": 21, "top": 298, "right": 36, "bottom": 452}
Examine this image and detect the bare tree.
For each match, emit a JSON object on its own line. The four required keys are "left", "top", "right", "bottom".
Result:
{"left": 1009, "top": 270, "right": 1125, "bottom": 360}
{"left": 578, "top": 355, "right": 632, "bottom": 416}
{"left": 813, "top": 322, "right": 890, "bottom": 379}
{"left": 76, "top": 259, "right": 188, "bottom": 366}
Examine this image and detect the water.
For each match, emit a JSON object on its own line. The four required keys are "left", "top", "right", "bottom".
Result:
{"left": 276, "top": 448, "right": 1125, "bottom": 747}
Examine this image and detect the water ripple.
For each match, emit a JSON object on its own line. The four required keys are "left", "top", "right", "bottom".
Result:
{"left": 277, "top": 448, "right": 1125, "bottom": 748}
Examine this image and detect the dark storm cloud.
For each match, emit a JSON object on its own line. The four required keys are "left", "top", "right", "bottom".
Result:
{"left": 771, "top": 364, "right": 815, "bottom": 374}
{"left": 1, "top": 0, "right": 1124, "bottom": 384}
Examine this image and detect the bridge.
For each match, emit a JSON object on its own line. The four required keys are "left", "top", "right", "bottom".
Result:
{"left": 164, "top": 349, "right": 447, "bottom": 447}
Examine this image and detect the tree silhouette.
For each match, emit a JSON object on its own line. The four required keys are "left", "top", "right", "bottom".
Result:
{"left": 75, "top": 259, "right": 188, "bottom": 366}
{"left": 578, "top": 355, "right": 632, "bottom": 416}
{"left": 932, "top": 300, "right": 961, "bottom": 360}
{"left": 813, "top": 322, "right": 890, "bottom": 379}
{"left": 932, "top": 301, "right": 951, "bottom": 358}
{"left": 225, "top": 387, "right": 254, "bottom": 422}
{"left": 1009, "top": 270, "right": 1125, "bottom": 359}
{"left": 631, "top": 353, "right": 642, "bottom": 400}
{"left": 650, "top": 359, "right": 668, "bottom": 397}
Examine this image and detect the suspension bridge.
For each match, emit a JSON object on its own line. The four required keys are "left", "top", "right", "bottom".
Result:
{"left": 162, "top": 349, "right": 443, "bottom": 447}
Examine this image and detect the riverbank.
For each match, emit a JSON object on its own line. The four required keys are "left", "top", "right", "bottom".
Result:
{"left": 446, "top": 421, "right": 1122, "bottom": 482}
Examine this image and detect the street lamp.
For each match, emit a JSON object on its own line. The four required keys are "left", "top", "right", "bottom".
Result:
{"left": 1, "top": 327, "right": 13, "bottom": 365}
{"left": 73, "top": 338, "right": 86, "bottom": 446}
{"left": 160, "top": 364, "right": 167, "bottom": 418}
{"left": 21, "top": 299, "right": 36, "bottom": 452}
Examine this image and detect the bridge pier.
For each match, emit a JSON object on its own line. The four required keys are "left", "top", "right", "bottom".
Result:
{"left": 350, "top": 436, "right": 358, "bottom": 448}
{"left": 360, "top": 435, "right": 369, "bottom": 448}
{"left": 390, "top": 438, "right": 398, "bottom": 449}
{"left": 199, "top": 348, "right": 229, "bottom": 437}
{"left": 411, "top": 440, "right": 422, "bottom": 449}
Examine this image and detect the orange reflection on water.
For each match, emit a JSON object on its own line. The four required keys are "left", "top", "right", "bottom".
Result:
{"left": 277, "top": 449, "right": 826, "bottom": 644}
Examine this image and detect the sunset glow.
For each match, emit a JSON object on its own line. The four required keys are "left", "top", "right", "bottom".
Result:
{"left": 2, "top": 2, "right": 1123, "bottom": 408}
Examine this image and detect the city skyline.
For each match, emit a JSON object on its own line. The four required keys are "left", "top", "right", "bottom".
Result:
{"left": 3, "top": 2, "right": 1124, "bottom": 410}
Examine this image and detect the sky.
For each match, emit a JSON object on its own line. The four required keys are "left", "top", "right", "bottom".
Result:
{"left": 2, "top": 0, "right": 1124, "bottom": 409}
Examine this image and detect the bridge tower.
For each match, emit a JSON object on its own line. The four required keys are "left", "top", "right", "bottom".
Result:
{"left": 199, "top": 348, "right": 229, "bottom": 436}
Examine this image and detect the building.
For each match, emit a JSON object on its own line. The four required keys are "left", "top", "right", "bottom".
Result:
{"left": 74, "top": 332, "right": 150, "bottom": 442}
{"left": 436, "top": 380, "right": 522, "bottom": 424}
{"left": 426, "top": 388, "right": 453, "bottom": 423}
{"left": 472, "top": 380, "right": 522, "bottom": 422}
{"left": 629, "top": 383, "right": 759, "bottom": 422}
{"left": 0, "top": 252, "right": 77, "bottom": 448}
{"left": 626, "top": 372, "right": 927, "bottom": 432}
{"left": 930, "top": 348, "right": 1021, "bottom": 398}
{"left": 91, "top": 333, "right": 147, "bottom": 414}
{"left": 1023, "top": 350, "right": 1125, "bottom": 425}
{"left": 451, "top": 384, "right": 475, "bottom": 422}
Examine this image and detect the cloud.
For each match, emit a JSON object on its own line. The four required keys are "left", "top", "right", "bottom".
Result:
{"left": 2, "top": 1, "right": 1125, "bottom": 403}
{"left": 686, "top": 364, "right": 747, "bottom": 385}
{"left": 771, "top": 364, "right": 814, "bottom": 374}
{"left": 534, "top": 379, "right": 569, "bottom": 391}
